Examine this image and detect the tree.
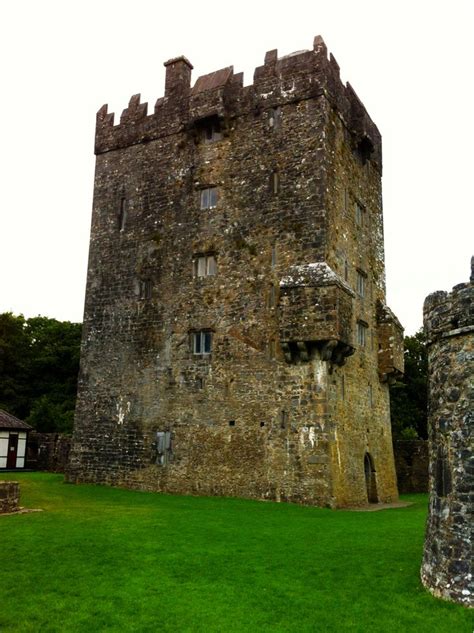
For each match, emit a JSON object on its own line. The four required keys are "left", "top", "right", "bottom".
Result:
{"left": 0, "top": 313, "right": 82, "bottom": 433}
{"left": 389, "top": 329, "right": 428, "bottom": 439}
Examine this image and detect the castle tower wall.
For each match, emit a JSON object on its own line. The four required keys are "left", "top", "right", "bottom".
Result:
{"left": 68, "top": 38, "right": 402, "bottom": 507}
{"left": 421, "top": 260, "right": 473, "bottom": 606}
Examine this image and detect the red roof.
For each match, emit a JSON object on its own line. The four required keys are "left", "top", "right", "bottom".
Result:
{"left": 0, "top": 409, "right": 33, "bottom": 431}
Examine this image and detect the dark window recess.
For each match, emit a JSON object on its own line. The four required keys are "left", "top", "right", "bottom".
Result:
{"left": 139, "top": 279, "right": 152, "bottom": 300}
{"left": 280, "top": 410, "right": 288, "bottom": 429}
{"left": 194, "top": 115, "right": 222, "bottom": 143}
{"left": 156, "top": 431, "right": 172, "bottom": 466}
{"left": 268, "top": 107, "right": 281, "bottom": 130}
{"left": 260, "top": 421, "right": 265, "bottom": 427}
{"left": 200, "top": 187, "right": 218, "bottom": 209}
{"left": 118, "top": 198, "right": 127, "bottom": 231}
{"left": 344, "top": 260, "right": 349, "bottom": 281}
{"left": 228, "top": 420, "right": 235, "bottom": 427}
{"left": 202, "top": 119, "right": 222, "bottom": 143}
{"left": 356, "top": 136, "right": 374, "bottom": 164}
{"left": 193, "top": 253, "right": 217, "bottom": 277}
{"left": 192, "top": 330, "right": 212, "bottom": 355}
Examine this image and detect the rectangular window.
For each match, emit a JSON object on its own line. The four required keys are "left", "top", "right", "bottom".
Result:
{"left": 192, "top": 330, "right": 212, "bottom": 355}
{"left": 356, "top": 270, "right": 367, "bottom": 297}
{"left": 357, "top": 321, "right": 368, "bottom": 347}
{"left": 200, "top": 187, "right": 218, "bottom": 209}
{"left": 156, "top": 431, "right": 172, "bottom": 466}
{"left": 193, "top": 254, "right": 217, "bottom": 277}
{"left": 139, "top": 279, "right": 152, "bottom": 300}
{"left": 344, "top": 259, "right": 349, "bottom": 281}
{"left": 269, "top": 107, "right": 281, "bottom": 130}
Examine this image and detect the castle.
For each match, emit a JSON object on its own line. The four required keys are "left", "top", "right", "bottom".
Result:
{"left": 67, "top": 36, "right": 404, "bottom": 507}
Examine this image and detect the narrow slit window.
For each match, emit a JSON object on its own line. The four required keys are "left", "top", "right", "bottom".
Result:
{"left": 270, "top": 171, "right": 280, "bottom": 195}
{"left": 357, "top": 321, "right": 368, "bottom": 347}
{"left": 139, "top": 279, "right": 152, "bottom": 300}
{"left": 119, "top": 198, "right": 127, "bottom": 231}
{"left": 356, "top": 270, "right": 367, "bottom": 298}
{"left": 355, "top": 201, "right": 365, "bottom": 227}
{"left": 271, "top": 244, "right": 277, "bottom": 268}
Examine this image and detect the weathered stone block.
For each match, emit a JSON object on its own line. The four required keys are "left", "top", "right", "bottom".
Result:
{"left": 0, "top": 481, "right": 19, "bottom": 514}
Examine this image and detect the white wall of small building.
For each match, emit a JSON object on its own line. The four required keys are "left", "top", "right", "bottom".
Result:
{"left": 0, "top": 431, "right": 27, "bottom": 468}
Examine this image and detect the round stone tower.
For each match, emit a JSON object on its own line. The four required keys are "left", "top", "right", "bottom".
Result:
{"left": 421, "top": 258, "right": 473, "bottom": 607}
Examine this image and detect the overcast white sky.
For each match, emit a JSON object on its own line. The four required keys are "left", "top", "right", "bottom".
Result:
{"left": 1, "top": 0, "right": 472, "bottom": 335}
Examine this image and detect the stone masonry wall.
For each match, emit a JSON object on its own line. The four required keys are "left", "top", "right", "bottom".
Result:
{"left": 68, "top": 37, "right": 401, "bottom": 508}
{"left": 0, "top": 481, "right": 19, "bottom": 514}
{"left": 421, "top": 259, "right": 473, "bottom": 606}
{"left": 393, "top": 440, "right": 428, "bottom": 494}
{"left": 26, "top": 432, "right": 71, "bottom": 473}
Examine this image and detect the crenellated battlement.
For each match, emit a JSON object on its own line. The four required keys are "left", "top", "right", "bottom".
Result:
{"left": 95, "top": 35, "right": 382, "bottom": 170}
{"left": 423, "top": 257, "right": 474, "bottom": 343}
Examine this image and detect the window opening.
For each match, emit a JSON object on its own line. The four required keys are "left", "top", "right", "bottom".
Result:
{"left": 119, "top": 198, "right": 127, "bottom": 231}
{"left": 268, "top": 107, "right": 281, "bottom": 130}
{"left": 156, "top": 431, "right": 172, "bottom": 466}
{"left": 271, "top": 244, "right": 277, "bottom": 268}
{"left": 193, "top": 253, "right": 217, "bottom": 277}
{"left": 139, "top": 279, "right": 152, "bottom": 300}
{"left": 356, "top": 270, "right": 367, "bottom": 298}
{"left": 357, "top": 321, "right": 368, "bottom": 347}
{"left": 355, "top": 201, "right": 365, "bottom": 227}
{"left": 192, "top": 330, "right": 212, "bottom": 355}
{"left": 270, "top": 171, "right": 280, "bottom": 194}
{"left": 200, "top": 187, "right": 218, "bottom": 209}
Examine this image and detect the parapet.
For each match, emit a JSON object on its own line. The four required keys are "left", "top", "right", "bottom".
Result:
{"left": 423, "top": 257, "right": 474, "bottom": 343}
{"left": 94, "top": 36, "right": 382, "bottom": 170}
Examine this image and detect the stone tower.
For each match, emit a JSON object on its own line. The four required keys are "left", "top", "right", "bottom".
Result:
{"left": 421, "top": 260, "right": 473, "bottom": 606}
{"left": 67, "top": 37, "right": 404, "bottom": 507}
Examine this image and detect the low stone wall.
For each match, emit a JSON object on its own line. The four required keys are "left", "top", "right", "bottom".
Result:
{"left": 27, "top": 432, "right": 71, "bottom": 473}
{"left": 393, "top": 440, "right": 429, "bottom": 493}
{"left": 0, "top": 481, "right": 19, "bottom": 513}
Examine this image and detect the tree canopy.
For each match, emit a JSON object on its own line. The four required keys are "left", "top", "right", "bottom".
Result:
{"left": 389, "top": 329, "right": 428, "bottom": 439}
{"left": 0, "top": 313, "right": 82, "bottom": 433}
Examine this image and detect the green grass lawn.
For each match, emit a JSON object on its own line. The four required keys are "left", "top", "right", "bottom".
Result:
{"left": 0, "top": 473, "right": 471, "bottom": 632}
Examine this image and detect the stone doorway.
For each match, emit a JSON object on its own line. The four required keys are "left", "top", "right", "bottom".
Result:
{"left": 364, "top": 453, "right": 378, "bottom": 503}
